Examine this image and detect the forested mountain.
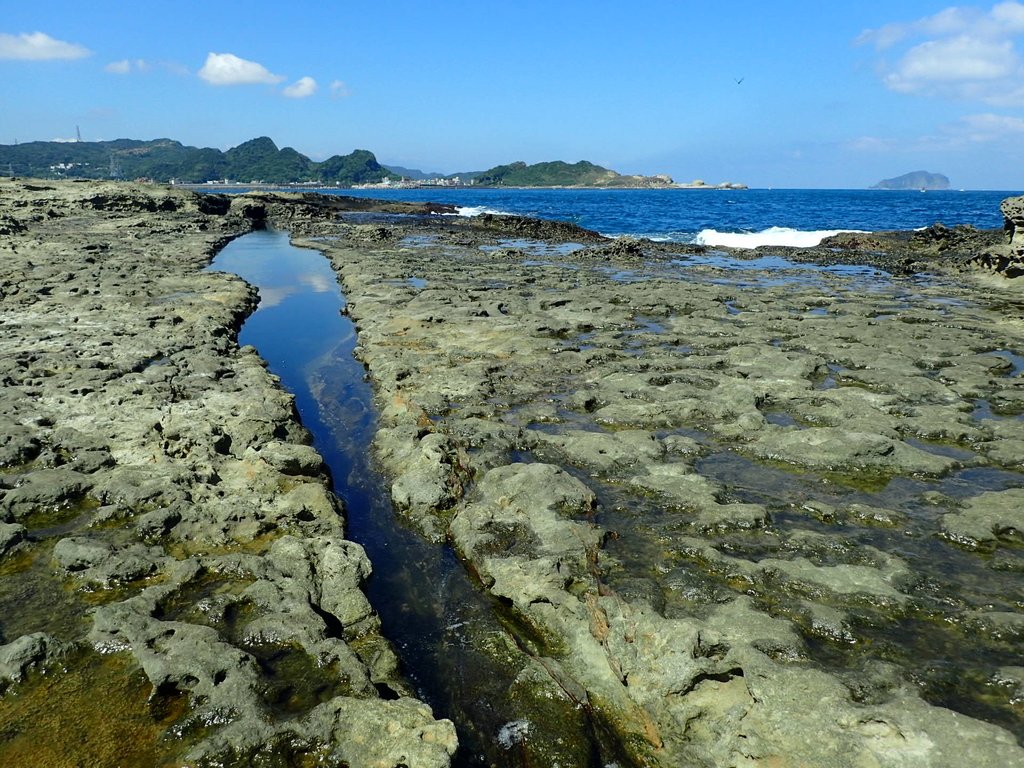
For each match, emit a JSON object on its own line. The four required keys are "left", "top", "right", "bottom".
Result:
{"left": 0, "top": 136, "right": 397, "bottom": 185}
{"left": 473, "top": 160, "right": 615, "bottom": 187}
{"left": 1, "top": 136, "right": 679, "bottom": 187}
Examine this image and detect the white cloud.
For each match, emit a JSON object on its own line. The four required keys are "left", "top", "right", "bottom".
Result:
{"left": 993, "top": 0, "right": 1024, "bottom": 27}
{"left": 105, "top": 58, "right": 149, "bottom": 75}
{"left": 865, "top": 8, "right": 980, "bottom": 50}
{"left": 0, "top": 31, "right": 90, "bottom": 60}
{"left": 300, "top": 273, "right": 332, "bottom": 292}
{"left": 949, "top": 112, "right": 1024, "bottom": 141}
{"left": 856, "top": 7, "right": 974, "bottom": 50}
{"left": 886, "top": 37, "right": 1017, "bottom": 88}
{"left": 849, "top": 112, "right": 1024, "bottom": 156}
{"left": 858, "top": 2, "right": 1024, "bottom": 105}
{"left": 330, "top": 80, "right": 350, "bottom": 98}
{"left": 283, "top": 76, "right": 317, "bottom": 98}
{"left": 198, "top": 52, "right": 284, "bottom": 86}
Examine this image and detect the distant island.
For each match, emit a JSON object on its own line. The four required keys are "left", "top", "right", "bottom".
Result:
{"left": 871, "top": 171, "right": 951, "bottom": 191}
{"left": 0, "top": 136, "right": 744, "bottom": 189}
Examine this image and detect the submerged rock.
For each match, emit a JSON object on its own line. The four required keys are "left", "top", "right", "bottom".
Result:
{"left": 941, "top": 488, "right": 1024, "bottom": 549}
{"left": 749, "top": 426, "right": 959, "bottom": 474}
{"left": 0, "top": 633, "right": 69, "bottom": 688}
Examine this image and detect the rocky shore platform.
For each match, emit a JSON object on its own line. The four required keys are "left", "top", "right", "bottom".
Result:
{"left": 2, "top": 178, "right": 1024, "bottom": 767}
{"left": 0, "top": 180, "right": 456, "bottom": 767}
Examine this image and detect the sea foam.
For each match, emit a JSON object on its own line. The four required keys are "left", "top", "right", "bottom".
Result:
{"left": 450, "top": 205, "right": 509, "bottom": 217}
{"left": 695, "top": 226, "right": 863, "bottom": 249}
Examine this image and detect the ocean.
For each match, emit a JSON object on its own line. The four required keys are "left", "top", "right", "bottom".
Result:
{"left": 331, "top": 187, "right": 1020, "bottom": 248}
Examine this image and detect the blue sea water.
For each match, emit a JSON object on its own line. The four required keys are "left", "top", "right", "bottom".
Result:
{"left": 330, "top": 187, "right": 1020, "bottom": 248}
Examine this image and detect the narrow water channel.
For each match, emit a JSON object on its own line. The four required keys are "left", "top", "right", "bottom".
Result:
{"left": 208, "top": 230, "right": 552, "bottom": 767}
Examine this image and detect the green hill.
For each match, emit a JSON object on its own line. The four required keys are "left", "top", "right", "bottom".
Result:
{"left": 473, "top": 159, "right": 674, "bottom": 187}
{"left": 315, "top": 149, "right": 397, "bottom": 186}
{"left": 0, "top": 136, "right": 397, "bottom": 186}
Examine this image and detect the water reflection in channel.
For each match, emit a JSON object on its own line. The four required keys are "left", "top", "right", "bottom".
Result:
{"left": 209, "top": 230, "right": 565, "bottom": 767}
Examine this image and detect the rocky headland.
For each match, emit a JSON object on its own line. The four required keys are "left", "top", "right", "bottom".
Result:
{"left": 2, "top": 178, "right": 1024, "bottom": 767}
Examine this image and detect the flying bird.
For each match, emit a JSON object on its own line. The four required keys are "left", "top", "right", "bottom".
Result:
{"left": 735, "top": 77, "right": 744, "bottom": 85}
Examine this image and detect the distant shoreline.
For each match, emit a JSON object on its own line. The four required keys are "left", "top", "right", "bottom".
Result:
{"left": 174, "top": 181, "right": 749, "bottom": 192}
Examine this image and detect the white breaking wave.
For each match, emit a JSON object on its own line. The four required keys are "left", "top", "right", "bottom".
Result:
{"left": 449, "top": 205, "right": 510, "bottom": 217}
{"left": 696, "top": 226, "right": 864, "bottom": 249}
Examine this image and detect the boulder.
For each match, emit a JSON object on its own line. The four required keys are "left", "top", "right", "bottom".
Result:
{"left": 0, "top": 419, "right": 41, "bottom": 467}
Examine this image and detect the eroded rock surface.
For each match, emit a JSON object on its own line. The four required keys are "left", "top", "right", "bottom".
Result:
{"left": 5, "top": 177, "right": 1024, "bottom": 768}
{"left": 307, "top": 204, "right": 1024, "bottom": 766}
{"left": 0, "top": 179, "right": 455, "bottom": 768}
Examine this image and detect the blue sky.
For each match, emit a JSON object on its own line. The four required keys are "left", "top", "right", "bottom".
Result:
{"left": 2, "top": 1, "right": 1023, "bottom": 188}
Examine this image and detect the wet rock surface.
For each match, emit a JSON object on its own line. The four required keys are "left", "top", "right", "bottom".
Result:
{"left": 303, "top": 204, "right": 1024, "bottom": 766}
{"left": 0, "top": 179, "right": 455, "bottom": 767}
